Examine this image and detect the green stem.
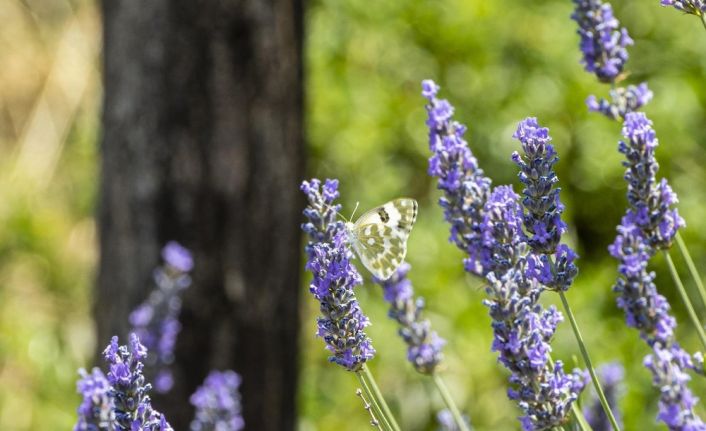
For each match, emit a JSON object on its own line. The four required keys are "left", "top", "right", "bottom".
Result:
{"left": 357, "top": 372, "right": 391, "bottom": 431}
{"left": 570, "top": 399, "right": 592, "bottom": 431}
{"left": 701, "top": 12, "right": 706, "bottom": 31}
{"left": 664, "top": 251, "right": 706, "bottom": 350}
{"left": 559, "top": 291, "right": 621, "bottom": 431}
{"left": 432, "top": 373, "right": 471, "bottom": 431}
{"left": 675, "top": 233, "right": 706, "bottom": 314}
{"left": 362, "top": 365, "right": 401, "bottom": 431}
{"left": 355, "top": 388, "right": 381, "bottom": 429}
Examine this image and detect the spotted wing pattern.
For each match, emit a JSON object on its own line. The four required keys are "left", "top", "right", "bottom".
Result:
{"left": 349, "top": 198, "right": 418, "bottom": 280}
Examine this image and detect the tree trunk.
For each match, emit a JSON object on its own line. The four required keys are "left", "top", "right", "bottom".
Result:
{"left": 96, "top": 1, "right": 304, "bottom": 429}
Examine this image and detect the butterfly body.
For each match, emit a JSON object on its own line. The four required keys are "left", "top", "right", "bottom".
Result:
{"left": 346, "top": 198, "right": 418, "bottom": 280}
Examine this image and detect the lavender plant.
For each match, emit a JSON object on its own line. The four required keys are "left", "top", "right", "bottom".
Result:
{"left": 375, "top": 263, "right": 444, "bottom": 374}
{"left": 422, "top": 79, "right": 492, "bottom": 277}
{"left": 572, "top": 0, "right": 652, "bottom": 120}
{"left": 102, "top": 334, "right": 173, "bottom": 431}
{"left": 190, "top": 370, "right": 244, "bottom": 431}
{"left": 660, "top": 0, "right": 706, "bottom": 27}
{"left": 583, "top": 363, "right": 624, "bottom": 431}
{"left": 301, "top": 179, "right": 375, "bottom": 371}
{"left": 75, "top": 367, "right": 115, "bottom": 431}
{"left": 301, "top": 178, "right": 400, "bottom": 431}
{"left": 129, "top": 241, "right": 193, "bottom": 393}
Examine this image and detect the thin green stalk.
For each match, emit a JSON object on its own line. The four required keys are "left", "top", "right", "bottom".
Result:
{"left": 362, "top": 365, "right": 401, "bottom": 431}
{"left": 357, "top": 371, "right": 391, "bottom": 431}
{"left": 559, "top": 291, "right": 621, "bottom": 431}
{"left": 432, "top": 373, "right": 471, "bottom": 431}
{"left": 355, "top": 388, "right": 381, "bottom": 429}
{"left": 570, "top": 400, "right": 592, "bottom": 431}
{"left": 675, "top": 233, "right": 706, "bottom": 313}
{"left": 664, "top": 251, "right": 706, "bottom": 350}
{"left": 701, "top": 12, "right": 706, "bottom": 31}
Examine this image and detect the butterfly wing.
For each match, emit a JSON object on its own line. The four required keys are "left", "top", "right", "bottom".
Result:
{"left": 350, "top": 198, "right": 418, "bottom": 280}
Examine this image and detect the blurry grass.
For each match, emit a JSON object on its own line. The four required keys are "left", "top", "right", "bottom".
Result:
{"left": 1, "top": 0, "right": 706, "bottom": 430}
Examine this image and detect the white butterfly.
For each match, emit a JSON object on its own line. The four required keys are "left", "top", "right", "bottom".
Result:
{"left": 345, "top": 198, "right": 418, "bottom": 280}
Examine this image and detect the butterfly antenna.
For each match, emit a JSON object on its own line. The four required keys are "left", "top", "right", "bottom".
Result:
{"left": 350, "top": 201, "right": 360, "bottom": 221}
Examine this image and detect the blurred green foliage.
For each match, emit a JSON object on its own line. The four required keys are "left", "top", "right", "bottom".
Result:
{"left": 2, "top": 0, "right": 706, "bottom": 430}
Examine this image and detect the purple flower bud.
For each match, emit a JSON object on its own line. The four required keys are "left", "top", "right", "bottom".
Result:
{"left": 375, "top": 263, "right": 445, "bottom": 374}
{"left": 587, "top": 83, "right": 653, "bottom": 120}
{"left": 584, "top": 363, "right": 624, "bottom": 431}
{"left": 660, "top": 0, "right": 706, "bottom": 15}
{"left": 302, "top": 178, "right": 375, "bottom": 371}
{"left": 102, "top": 335, "right": 173, "bottom": 431}
{"left": 129, "top": 242, "right": 192, "bottom": 393}
{"left": 190, "top": 370, "right": 244, "bottom": 431}
{"left": 74, "top": 368, "right": 115, "bottom": 431}
{"left": 572, "top": 0, "right": 632, "bottom": 82}
{"left": 422, "top": 80, "right": 492, "bottom": 276}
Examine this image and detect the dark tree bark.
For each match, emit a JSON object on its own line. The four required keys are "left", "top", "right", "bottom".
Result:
{"left": 96, "top": 1, "right": 304, "bottom": 430}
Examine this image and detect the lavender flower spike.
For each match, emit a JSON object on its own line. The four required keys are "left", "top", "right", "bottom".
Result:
{"left": 512, "top": 118, "right": 578, "bottom": 291}
{"left": 481, "top": 186, "right": 583, "bottom": 430}
{"left": 190, "top": 370, "right": 244, "bottom": 431}
{"left": 422, "top": 79, "right": 492, "bottom": 276}
{"left": 587, "top": 83, "right": 653, "bottom": 120}
{"left": 302, "top": 178, "right": 375, "bottom": 371}
{"left": 375, "top": 263, "right": 445, "bottom": 374}
{"left": 661, "top": 0, "right": 706, "bottom": 16}
{"left": 619, "top": 112, "right": 684, "bottom": 249}
{"left": 103, "top": 334, "right": 173, "bottom": 431}
{"left": 584, "top": 363, "right": 624, "bottom": 431}
{"left": 571, "top": 0, "right": 633, "bottom": 83}
{"left": 74, "top": 367, "right": 115, "bottom": 431}
{"left": 610, "top": 216, "right": 706, "bottom": 429}
{"left": 129, "top": 241, "right": 193, "bottom": 393}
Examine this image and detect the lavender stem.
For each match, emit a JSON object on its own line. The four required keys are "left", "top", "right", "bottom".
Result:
{"left": 362, "top": 365, "right": 401, "bottom": 431}
{"left": 664, "top": 251, "right": 706, "bottom": 350}
{"left": 676, "top": 233, "right": 706, "bottom": 316}
{"left": 357, "top": 372, "right": 390, "bottom": 430}
{"left": 559, "top": 291, "right": 621, "bottom": 431}
{"left": 432, "top": 373, "right": 470, "bottom": 431}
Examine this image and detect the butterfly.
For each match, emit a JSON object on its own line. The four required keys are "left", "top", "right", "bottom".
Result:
{"left": 345, "top": 198, "right": 418, "bottom": 280}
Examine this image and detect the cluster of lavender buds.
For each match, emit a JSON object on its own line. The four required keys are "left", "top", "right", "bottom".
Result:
{"left": 436, "top": 409, "right": 472, "bottom": 431}
{"left": 512, "top": 118, "right": 578, "bottom": 292}
{"left": 129, "top": 241, "right": 193, "bottom": 393}
{"left": 375, "top": 263, "right": 445, "bottom": 374}
{"left": 422, "top": 80, "right": 492, "bottom": 277}
{"left": 301, "top": 179, "right": 375, "bottom": 371}
{"left": 190, "top": 370, "right": 244, "bottom": 431}
{"left": 75, "top": 368, "right": 114, "bottom": 431}
{"left": 619, "top": 113, "right": 684, "bottom": 249}
{"left": 610, "top": 213, "right": 705, "bottom": 428}
{"left": 583, "top": 363, "right": 624, "bottom": 431}
{"left": 485, "top": 269, "right": 582, "bottom": 430}
{"left": 481, "top": 187, "right": 582, "bottom": 430}
{"left": 660, "top": 0, "right": 706, "bottom": 15}
{"left": 587, "top": 83, "right": 653, "bottom": 120}
{"left": 644, "top": 345, "right": 705, "bottom": 429}
{"left": 571, "top": 0, "right": 632, "bottom": 83}
{"left": 103, "top": 334, "right": 172, "bottom": 431}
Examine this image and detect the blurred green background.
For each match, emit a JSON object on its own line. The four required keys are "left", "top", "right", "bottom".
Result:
{"left": 1, "top": 0, "right": 706, "bottom": 429}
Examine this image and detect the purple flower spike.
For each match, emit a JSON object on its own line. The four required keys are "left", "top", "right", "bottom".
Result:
{"left": 102, "top": 334, "right": 173, "bottom": 431}
{"left": 619, "top": 112, "right": 684, "bottom": 249}
{"left": 375, "top": 263, "right": 445, "bottom": 374}
{"left": 190, "top": 370, "right": 244, "bottom": 431}
{"left": 512, "top": 118, "right": 578, "bottom": 291}
{"left": 74, "top": 368, "right": 115, "bottom": 431}
{"left": 571, "top": 0, "right": 632, "bottom": 83}
{"left": 660, "top": 0, "right": 706, "bottom": 15}
{"left": 129, "top": 242, "right": 193, "bottom": 393}
{"left": 587, "top": 83, "right": 653, "bottom": 120}
{"left": 162, "top": 241, "right": 194, "bottom": 272}
{"left": 484, "top": 269, "right": 583, "bottom": 430}
{"left": 302, "top": 178, "right": 375, "bottom": 371}
{"left": 584, "top": 363, "right": 625, "bottom": 431}
{"left": 422, "top": 80, "right": 492, "bottom": 276}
